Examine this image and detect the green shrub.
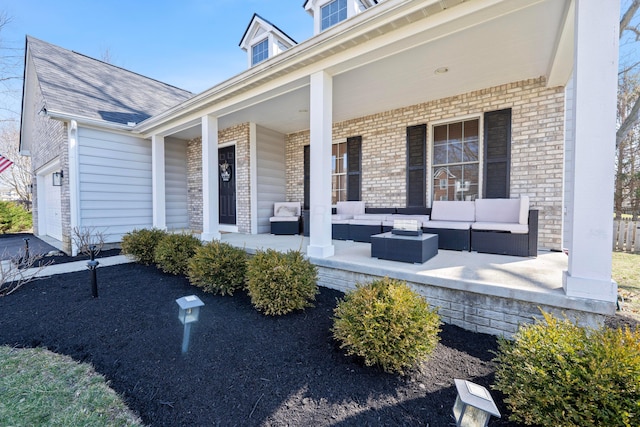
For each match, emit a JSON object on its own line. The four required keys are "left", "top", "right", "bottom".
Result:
{"left": 246, "top": 249, "right": 318, "bottom": 315}
{"left": 188, "top": 240, "right": 248, "bottom": 295}
{"left": 120, "top": 228, "right": 167, "bottom": 265}
{"left": 153, "top": 233, "right": 202, "bottom": 275}
{"left": 332, "top": 277, "right": 441, "bottom": 374}
{"left": 493, "top": 311, "right": 640, "bottom": 427}
{"left": 0, "top": 201, "right": 32, "bottom": 233}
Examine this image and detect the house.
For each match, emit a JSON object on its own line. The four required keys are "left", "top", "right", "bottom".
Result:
{"left": 20, "top": 0, "right": 619, "bottom": 331}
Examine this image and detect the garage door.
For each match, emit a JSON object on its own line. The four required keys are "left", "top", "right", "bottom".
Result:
{"left": 44, "top": 173, "right": 62, "bottom": 241}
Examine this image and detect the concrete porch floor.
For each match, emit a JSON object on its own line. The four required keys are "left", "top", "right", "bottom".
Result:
{"left": 221, "top": 233, "right": 615, "bottom": 334}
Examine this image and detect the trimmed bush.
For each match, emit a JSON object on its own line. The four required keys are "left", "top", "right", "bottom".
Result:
{"left": 188, "top": 240, "right": 248, "bottom": 295}
{"left": 154, "top": 233, "right": 202, "bottom": 275}
{"left": 120, "top": 228, "right": 167, "bottom": 265}
{"left": 246, "top": 249, "right": 318, "bottom": 315}
{"left": 0, "top": 201, "right": 32, "bottom": 233}
{"left": 332, "top": 277, "right": 441, "bottom": 374}
{"left": 493, "top": 311, "right": 640, "bottom": 427}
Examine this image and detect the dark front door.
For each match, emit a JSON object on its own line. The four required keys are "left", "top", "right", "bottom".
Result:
{"left": 218, "top": 145, "right": 236, "bottom": 225}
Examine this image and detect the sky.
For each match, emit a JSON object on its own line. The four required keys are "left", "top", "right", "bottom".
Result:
{"left": 0, "top": 0, "right": 314, "bottom": 121}
{"left": 1, "top": 1, "right": 639, "bottom": 124}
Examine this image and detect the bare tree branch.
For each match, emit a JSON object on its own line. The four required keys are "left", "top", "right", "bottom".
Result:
{"left": 621, "top": 0, "right": 640, "bottom": 38}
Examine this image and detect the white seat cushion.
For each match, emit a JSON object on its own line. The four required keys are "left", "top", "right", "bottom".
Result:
{"left": 332, "top": 214, "right": 353, "bottom": 221}
{"left": 349, "top": 219, "right": 383, "bottom": 226}
{"left": 430, "top": 201, "right": 475, "bottom": 222}
{"left": 352, "top": 214, "right": 388, "bottom": 221}
{"left": 423, "top": 220, "right": 473, "bottom": 230}
{"left": 472, "top": 222, "right": 529, "bottom": 234}
{"left": 270, "top": 216, "right": 299, "bottom": 222}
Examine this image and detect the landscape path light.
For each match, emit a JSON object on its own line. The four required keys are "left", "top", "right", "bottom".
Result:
{"left": 452, "top": 379, "right": 500, "bottom": 427}
{"left": 87, "top": 246, "right": 99, "bottom": 298}
{"left": 176, "top": 295, "right": 204, "bottom": 354}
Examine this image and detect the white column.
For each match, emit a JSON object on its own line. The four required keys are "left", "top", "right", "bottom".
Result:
{"left": 67, "top": 120, "right": 81, "bottom": 255}
{"left": 307, "top": 71, "right": 335, "bottom": 258}
{"left": 151, "top": 134, "right": 166, "bottom": 230}
{"left": 249, "top": 122, "right": 258, "bottom": 234}
{"left": 201, "top": 115, "right": 221, "bottom": 241}
{"left": 563, "top": 0, "right": 619, "bottom": 303}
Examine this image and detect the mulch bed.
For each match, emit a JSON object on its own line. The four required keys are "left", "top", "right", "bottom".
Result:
{"left": 0, "top": 263, "right": 525, "bottom": 426}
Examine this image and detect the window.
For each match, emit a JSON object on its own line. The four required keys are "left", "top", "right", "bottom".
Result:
{"left": 432, "top": 119, "right": 479, "bottom": 202}
{"left": 332, "top": 142, "right": 347, "bottom": 204}
{"left": 304, "top": 137, "right": 361, "bottom": 207}
{"left": 321, "top": 0, "right": 347, "bottom": 31}
{"left": 251, "top": 39, "right": 269, "bottom": 66}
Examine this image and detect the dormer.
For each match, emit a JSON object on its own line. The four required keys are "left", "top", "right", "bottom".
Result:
{"left": 239, "top": 14, "right": 297, "bottom": 68}
{"left": 304, "top": 0, "right": 378, "bottom": 35}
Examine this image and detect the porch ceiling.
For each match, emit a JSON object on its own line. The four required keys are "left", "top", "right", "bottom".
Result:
{"left": 169, "top": 0, "right": 570, "bottom": 139}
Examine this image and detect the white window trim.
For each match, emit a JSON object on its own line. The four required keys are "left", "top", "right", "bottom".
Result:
{"left": 427, "top": 114, "right": 483, "bottom": 206}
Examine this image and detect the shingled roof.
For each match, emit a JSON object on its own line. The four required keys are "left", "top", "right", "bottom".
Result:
{"left": 26, "top": 36, "right": 193, "bottom": 125}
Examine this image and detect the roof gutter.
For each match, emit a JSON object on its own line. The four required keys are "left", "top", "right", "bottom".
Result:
{"left": 44, "top": 109, "right": 140, "bottom": 133}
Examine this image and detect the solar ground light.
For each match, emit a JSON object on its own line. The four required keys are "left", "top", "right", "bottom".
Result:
{"left": 452, "top": 379, "right": 501, "bottom": 427}
{"left": 176, "top": 295, "right": 204, "bottom": 354}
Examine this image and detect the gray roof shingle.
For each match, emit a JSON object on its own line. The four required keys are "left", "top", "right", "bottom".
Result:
{"left": 27, "top": 36, "right": 194, "bottom": 125}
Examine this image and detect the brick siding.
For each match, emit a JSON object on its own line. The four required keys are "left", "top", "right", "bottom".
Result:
{"left": 186, "top": 123, "right": 252, "bottom": 234}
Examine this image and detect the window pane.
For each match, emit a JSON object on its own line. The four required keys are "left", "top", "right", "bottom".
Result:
{"left": 434, "top": 125, "right": 447, "bottom": 144}
{"left": 449, "top": 122, "right": 462, "bottom": 144}
{"left": 433, "top": 144, "right": 447, "bottom": 165}
{"left": 463, "top": 119, "right": 479, "bottom": 162}
{"left": 448, "top": 142, "right": 462, "bottom": 164}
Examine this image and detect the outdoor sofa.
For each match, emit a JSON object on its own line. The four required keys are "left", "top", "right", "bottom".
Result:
{"left": 328, "top": 198, "right": 538, "bottom": 257}
{"left": 424, "top": 197, "right": 537, "bottom": 256}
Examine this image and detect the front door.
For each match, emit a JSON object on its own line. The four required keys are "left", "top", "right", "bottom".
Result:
{"left": 218, "top": 145, "right": 236, "bottom": 225}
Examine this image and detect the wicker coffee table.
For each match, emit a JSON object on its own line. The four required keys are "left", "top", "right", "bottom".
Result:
{"left": 370, "top": 232, "right": 438, "bottom": 264}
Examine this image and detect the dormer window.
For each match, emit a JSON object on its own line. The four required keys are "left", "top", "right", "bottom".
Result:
{"left": 321, "top": 0, "right": 347, "bottom": 31}
{"left": 240, "top": 14, "right": 297, "bottom": 69}
{"left": 304, "top": 0, "right": 378, "bottom": 35}
{"left": 251, "top": 39, "right": 269, "bottom": 66}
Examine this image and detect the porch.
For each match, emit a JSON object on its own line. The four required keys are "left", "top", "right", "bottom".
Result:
{"left": 220, "top": 233, "right": 613, "bottom": 336}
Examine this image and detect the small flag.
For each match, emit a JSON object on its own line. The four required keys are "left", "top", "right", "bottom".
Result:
{"left": 0, "top": 154, "right": 14, "bottom": 174}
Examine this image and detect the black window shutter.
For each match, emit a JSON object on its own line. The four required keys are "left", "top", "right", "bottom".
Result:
{"left": 346, "top": 136, "right": 362, "bottom": 201}
{"left": 483, "top": 109, "right": 511, "bottom": 198}
{"left": 303, "top": 145, "right": 310, "bottom": 210}
{"left": 406, "top": 124, "right": 426, "bottom": 207}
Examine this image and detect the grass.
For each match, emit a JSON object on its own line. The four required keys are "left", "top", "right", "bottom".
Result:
{"left": 0, "top": 346, "right": 142, "bottom": 427}
{"left": 612, "top": 251, "right": 640, "bottom": 318}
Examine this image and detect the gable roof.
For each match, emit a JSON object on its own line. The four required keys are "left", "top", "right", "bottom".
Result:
{"left": 25, "top": 36, "right": 193, "bottom": 126}
{"left": 238, "top": 13, "right": 297, "bottom": 49}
